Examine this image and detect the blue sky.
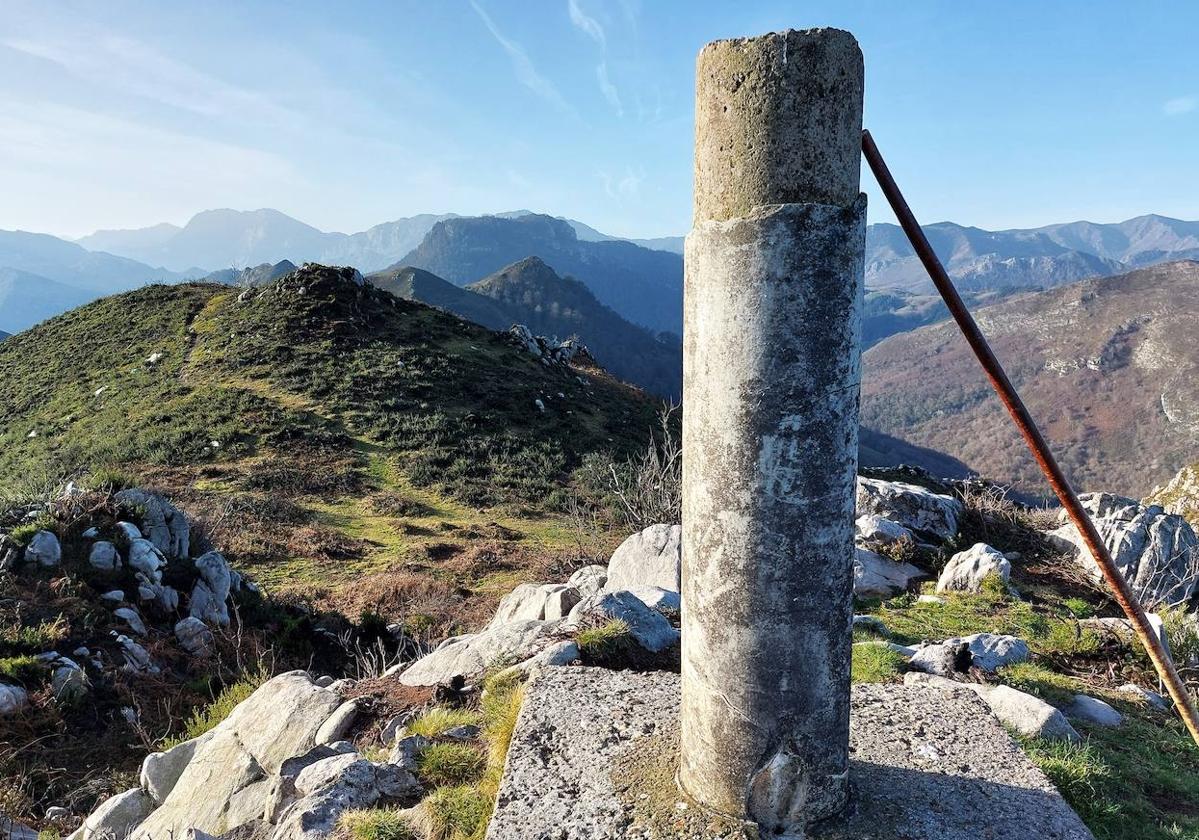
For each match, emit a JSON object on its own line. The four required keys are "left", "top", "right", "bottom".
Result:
{"left": 2, "top": 1, "right": 1197, "bottom": 239}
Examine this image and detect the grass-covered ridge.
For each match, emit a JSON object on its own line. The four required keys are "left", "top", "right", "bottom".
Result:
{"left": 0, "top": 266, "right": 658, "bottom": 507}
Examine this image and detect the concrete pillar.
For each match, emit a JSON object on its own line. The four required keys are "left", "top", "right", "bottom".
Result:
{"left": 679, "top": 28, "right": 866, "bottom": 834}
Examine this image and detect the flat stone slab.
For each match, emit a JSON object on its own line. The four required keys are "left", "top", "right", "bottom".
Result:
{"left": 486, "top": 667, "right": 1093, "bottom": 840}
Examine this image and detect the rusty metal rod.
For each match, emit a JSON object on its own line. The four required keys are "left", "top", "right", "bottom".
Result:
{"left": 861, "top": 128, "right": 1199, "bottom": 747}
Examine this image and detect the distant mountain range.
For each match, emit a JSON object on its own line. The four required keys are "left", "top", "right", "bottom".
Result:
{"left": 861, "top": 260, "right": 1199, "bottom": 498}
{"left": 0, "top": 231, "right": 184, "bottom": 332}
{"left": 398, "top": 214, "right": 683, "bottom": 335}
{"left": 377, "top": 257, "right": 682, "bottom": 397}
{"left": 5, "top": 206, "right": 1199, "bottom": 346}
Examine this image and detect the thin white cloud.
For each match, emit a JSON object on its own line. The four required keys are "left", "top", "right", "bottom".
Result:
{"left": 597, "top": 167, "right": 643, "bottom": 200}
{"left": 1164, "top": 96, "right": 1196, "bottom": 116}
{"left": 567, "top": 0, "right": 623, "bottom": 117}
{"left": 568, "top": 0, "right": 606, "bottom": 48}
{"left": 596, "top": 62, "right": 623, "bottom": 116}
{"left": 470, "top": 1, "right": 573, "bottom": 115}
{"left": 3, "top": 33, "right": 301, "bottom": 130}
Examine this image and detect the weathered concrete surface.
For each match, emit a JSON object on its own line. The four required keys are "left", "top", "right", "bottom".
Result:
{"left": 694, "top": 29, "right": 864, "bottom": 223}
{"left": 486, "top": 667, "right": 1094, "bottom": 840}
{"left": 682, "top": 27, "right": 867, "bottom": 830}
{"left": 681, "top": 199, "right": 866, "bottom": 824}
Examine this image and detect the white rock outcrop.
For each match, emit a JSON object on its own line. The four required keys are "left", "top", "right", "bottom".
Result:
{"left": 25, "top": 530, "right": 61, "bottom": 567}
{"left": 564, "top": 590, "right": 680, "bottom": 653}
{"left": 604, "top": 524, "right": 681, "bottom": 593}
{"left": 853, "top": 548, "right": 925, "bottom": 598}
{"left": 1048, "top": 492, "right": 1199, "bottom": 608}
{"left": 856, "top": 478, "right": 962, "bottom": 543}
{"left": 397, "top": 620, "right": 562, "bottom": 687}
{"left": 936, "top": 543, "right": 1011, "bottom": 593}
{"left": 487, "top": 583, "right": 581, "bottom": 628}
{"left": 130, "top": 672, "right": 342, "bottom": 840}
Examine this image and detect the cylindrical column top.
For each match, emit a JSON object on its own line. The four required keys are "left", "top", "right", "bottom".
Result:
{"left": 694, "top": 28, "right": 864, "bottom": 224}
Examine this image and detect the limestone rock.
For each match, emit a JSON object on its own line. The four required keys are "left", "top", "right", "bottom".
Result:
{"left": 565, "top": 590, "right": 680, "bottom": 653}
{"left": 0, "top": 682, "right": 29, "bottom": 715}
{"left": 487, "top": 583, "right": 581, "bottom": 628}
{"left": 604, "top": 524, "right": 681, "bottom": 593}
{"left": 140, "top": 734, "right": 212, "bottom": 805}
{"left": 494, "top": 640, "right": 580, "bottom": 682}
{"left": 191, "top": 551, "right": 234, "bottom": 626}
{"left": 114, "top": 634, "right": 159, "bottom": 674}
{"left": 397, "top": 620, "right": 562, "bottom": 687}
{"left": 88, "top": 541, "right": 121, "bottom": 571}
{"left": 905, "top": 673, "right": 1080, "bottom": 742}
{"left": 315, "top": 699, "right": 361, "bottom": 745}
{"left": 114, "top": 489, "right": 190, "bottom": 560}
{"left": 955, "top": 633, "right": 1030, "bottom": 672}
{"left": 270, "top": 758, "right": 419, "bottom": 840}
{"left": 174, "top": 616, "right": 215, "bottom": 656}
{"left": 567, "top": 565, "right": 608, "bottom": 599}
{"left": 853, "top": 547, "right": 925, "bottom": 597}
{"left": 38, "top": 654, "right": 89, "bottom": 702}
{"left": 114, "top": 521, "right": 142, "bottom": 546}
{"left": 909, "top": 640, "right": 972, "bottom": 677}
{"left": 132, "top": 672, "right": 341, "bottom": 839}
{"left": 625, "top": 585, "right": 681, "bottom": 613}
{"left": 856, "top": 478, "right": 963, "bottom": 542}
{"left": 854, "top": 514, "right": 915, "bottom": 547}
{"left": 128, "top": 539, "right": 166, "bottom": 585}
{"left": 1117, "top": 683, "right": 1168, "bottom": 710}
{"left": 114, "top": 607, "right": 147, "bottom": 636}
{"left": 25, "top": 530, "right": 61, "bottom": 567}
{"left": 1048, "top": 492, "right": 1199, "bottom": 608}
{"left": 264, "top": 743, "right": 358, "bottom": 824}
{"left": 937, "top": 543, "right": 1011, "bottom": 593}
{"left": 1067, "top": 694, "right": 1123, "bottom": 726}
{"left": 388, "top": 734, "right": 430, "bottom": 772}
{"left": 80, "top": 788, "right": 154, "bottom": 840}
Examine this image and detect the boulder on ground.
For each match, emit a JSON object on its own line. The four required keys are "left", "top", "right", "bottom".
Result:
{"left": 487, "top": 583, "right": 581, "bottom": 628}
{"left": 909, "top": 640, "right": 972, "bottom": 677}
{"left": 88, "top": 541, "right": 121, "bottom": 571}
{"left": 174, "top": 616, "right": 215, "bottom": 657}
{"left": 396, "top": 620, "right": 562, "bottom": 687}
{"left": 0, "top": 682, "right": 29, "bottom": 715}
{"left": 1067, "top": 694, "right": 1123, "bottom": 726}
{"left": 80, "top": 788, "right": 154, "bottom": 840}
{"left": 270, "top": 756, "right": 419, "bottom": 840}
{"left": 114, "top": 489, "right": 190, "bottom": 561}
{"left": 567, "top": 565, "right": 608, "bottom": 599}
{"left": 604, "top": 524, "right": 681, "bottom": 593}
{"left": 625, "top": 585, "right": 681, "bottom": 613}
{"left": 905, "top": 673, "right": 1080, "bottom": 742}
{"left": 853, "top": 548, "right": 925, "bottom": 598}
{"left": 130, "top": 672, "right": 341, "bottom": 839}
{"left": 25, "top": 530, "right": 61, "bottom": 567}
{"left": 1048, "top": 492, "right": 1199, "bottom": 608}
{"left": 854, "top": 514, "right": 915, "bottom": 547}
{"left": 1117, "top": 683, "right": 1168, "bottom": 710}
{"left": 114, "top": 607, "right": 147, "bottom": 636}
{"left": 190, "top": 551, "right": 233, "bottom": 626}
{"left": 936, "top": 543, "right": 1011, "bottom": 593}
{"left": 494, "top": 640, "right": 580, "bottom": 682}
{"left": 315, "top": 699, "right": 361, "bottom": 745}
{"left": 957, "top": 633, "right": 1030, "bottom": 672}
{"left": 128, "top": 539, "right": 167, "bottom": 585}
{"left": 856, "top": 478, "right": 963, "bottom": 543}
{"left": 565, "top": 590, "right": 680, "bottom": 653}
{"left": 140, "top": 734, "right": 213, "bottom": 805}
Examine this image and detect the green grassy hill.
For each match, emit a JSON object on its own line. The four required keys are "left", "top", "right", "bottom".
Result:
{"left": 0, "top": 264, "right": 661, "bottom": 603}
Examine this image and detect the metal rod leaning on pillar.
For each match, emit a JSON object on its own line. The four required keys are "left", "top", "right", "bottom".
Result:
{"left": 681, "top": 28, "right": 865, "bottom": 833}
{"left": 861, "top": 128, "right": 1199, "bottom": 748}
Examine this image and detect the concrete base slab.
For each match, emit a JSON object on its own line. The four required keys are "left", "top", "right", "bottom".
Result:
{"left": 485, "top": 667, "right": 1093, "bottom": 840}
